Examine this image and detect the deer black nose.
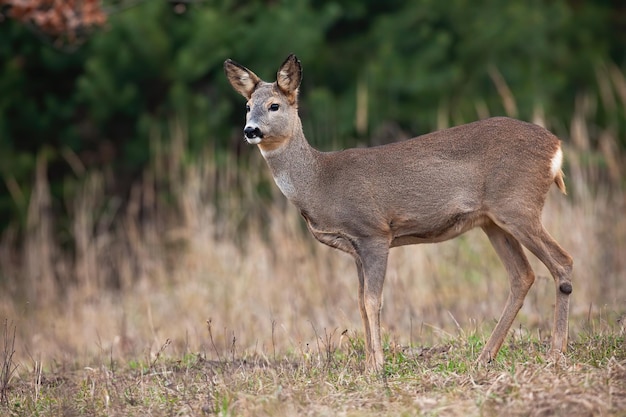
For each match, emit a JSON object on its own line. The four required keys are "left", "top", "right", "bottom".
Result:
{"left": 244, "top": 126, "right": 263, "bottom": 139}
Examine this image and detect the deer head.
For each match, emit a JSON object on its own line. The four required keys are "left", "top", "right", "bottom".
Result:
{"left": 224, "top": 54, "right": 302, "bottom": 152}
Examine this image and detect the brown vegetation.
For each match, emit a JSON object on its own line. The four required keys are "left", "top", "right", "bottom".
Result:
{"left": 0, "top": 111, "right": 624, "bottom": 414}
{"left": 1, "top": 0, "right": 106, "bottom": 38}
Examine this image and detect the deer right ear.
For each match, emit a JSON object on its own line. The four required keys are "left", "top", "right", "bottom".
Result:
{"left": 276, "top": 54, "right": 302, "bottom": 104}
{"left": 224, "top": 59, "right": 261, "bottom": 99}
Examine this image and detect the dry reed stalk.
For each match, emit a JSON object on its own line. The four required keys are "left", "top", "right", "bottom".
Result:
{"left": 0, "top": 320, "right": 17, "bottom": 406}
{"left": 23, "top": 153, "right": 57, "bottom": 305}
{"left": 488, "top": 64, "right": 518, "bottom": 118}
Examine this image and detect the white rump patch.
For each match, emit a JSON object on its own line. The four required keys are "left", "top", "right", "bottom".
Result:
{"left": 550, "top": 147, "right": 563, "bottom": 178}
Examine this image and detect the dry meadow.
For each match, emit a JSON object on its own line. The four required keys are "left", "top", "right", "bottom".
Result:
{"left": 0, "top": 118, "right": 625, "bottom": 415}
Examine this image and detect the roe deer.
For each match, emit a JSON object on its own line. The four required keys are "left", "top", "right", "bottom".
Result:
{"left": 224, "top": 54, "right": 573, "bottom": 371}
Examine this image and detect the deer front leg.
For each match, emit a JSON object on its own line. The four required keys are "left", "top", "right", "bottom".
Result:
{"left": 355, "top": 259, "right": 372, "bottom": 358}
{"left": 354, "top": 239, "right": 389, "bottom": 371}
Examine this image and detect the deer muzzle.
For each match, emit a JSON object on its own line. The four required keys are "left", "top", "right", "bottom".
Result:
{"left": 244, "top": 126, "right": 263, "bottom": 144}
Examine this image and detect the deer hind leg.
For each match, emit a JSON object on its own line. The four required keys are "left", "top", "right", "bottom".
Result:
{"left": 354, "top": 239, "right": 389, "bottom": 371}
{"left": 478, "top": 222, "right": 536, "bottom": 363}
{"left": 507, "top": 220, "right": 573, "bottom": 355}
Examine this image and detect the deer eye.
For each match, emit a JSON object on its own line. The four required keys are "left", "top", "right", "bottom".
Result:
{"left": 269, "top": 103, "right": 280, "bottom": 112}
{"left": 245, "top": 104, "right": 250, "bottom": 112}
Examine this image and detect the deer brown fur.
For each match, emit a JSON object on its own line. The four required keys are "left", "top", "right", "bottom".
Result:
{"left": 224, "top": 54, "right": 573, "bottom": 371}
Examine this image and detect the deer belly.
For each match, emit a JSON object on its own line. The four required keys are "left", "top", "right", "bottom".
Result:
{"left": 390, "top": 212, "right": 488, "bottom": 247}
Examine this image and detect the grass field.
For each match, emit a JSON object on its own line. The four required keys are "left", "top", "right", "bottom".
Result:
{"left": 2, "top": 321, "right": 625, "bottom": 416}
{"left": 1, "top": 119, "right": 625, "bottom": 415}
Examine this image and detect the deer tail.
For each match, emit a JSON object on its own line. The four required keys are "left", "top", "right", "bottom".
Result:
{"left": 554, "top": 170, "right": 567, "bottom": 195}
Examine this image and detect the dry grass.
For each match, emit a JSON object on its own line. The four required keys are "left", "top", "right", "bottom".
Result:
{"left": 0, "top": 112, "right": 625, "bottom": 415}
{"left": 2, "top": 329, "right": 625, "bottom": 416}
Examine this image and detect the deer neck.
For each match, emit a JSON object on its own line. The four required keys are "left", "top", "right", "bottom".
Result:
{"left": 258, "top": 121, "right": 319, "bottom": 206}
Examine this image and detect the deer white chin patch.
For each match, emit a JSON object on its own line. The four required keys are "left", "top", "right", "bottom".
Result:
{"left": 246, "top": 137, "right": 262, "bottom": 145}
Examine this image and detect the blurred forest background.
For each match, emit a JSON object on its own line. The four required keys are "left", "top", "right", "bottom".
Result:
{"left": 0, "top": 0, "right": 625, "bottom": 364}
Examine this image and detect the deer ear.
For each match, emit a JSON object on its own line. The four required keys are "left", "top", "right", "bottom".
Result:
{"left": 224, "top": 59, "right": 261, "bottom": 99}
{"left": 276, "top": 54, "right": 302, "bottom": 103}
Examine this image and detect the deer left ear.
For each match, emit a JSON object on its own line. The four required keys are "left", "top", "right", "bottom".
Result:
{"left": 276, "top": 54, "right": 302, "bottom": 103}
